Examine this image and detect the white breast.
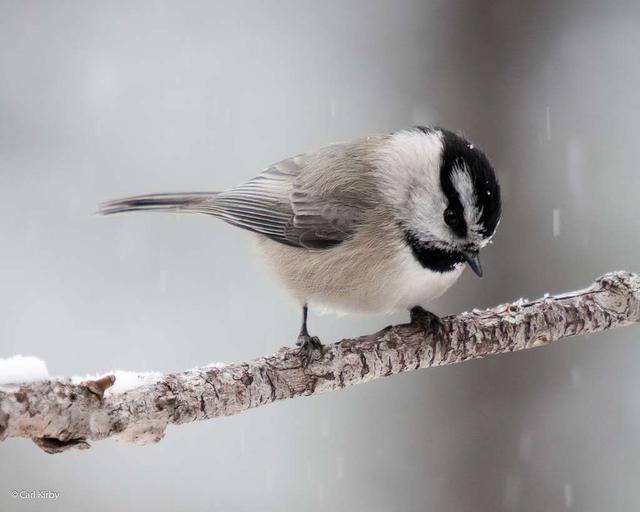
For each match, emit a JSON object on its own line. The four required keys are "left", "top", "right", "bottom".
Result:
{"left": 377, "top": 243, "right": 464, "bottom": 313}
{"left": 255, "top": 230, "right": 465, "bottom": 316}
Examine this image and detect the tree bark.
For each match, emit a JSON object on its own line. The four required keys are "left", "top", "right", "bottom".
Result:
{"left": 1, "top": 271, "right": 639, "bottom": 454}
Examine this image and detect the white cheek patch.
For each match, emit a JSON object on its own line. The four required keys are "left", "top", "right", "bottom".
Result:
{"left": 375, "top": 129, "right": 456, "bottom": 247}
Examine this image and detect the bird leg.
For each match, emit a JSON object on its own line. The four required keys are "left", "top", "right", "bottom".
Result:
{"left": 296, "top": 304, "right": 323, "bottom": 367}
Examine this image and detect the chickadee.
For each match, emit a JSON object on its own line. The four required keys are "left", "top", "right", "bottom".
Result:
{"left": 101, "top": 126, "right": 501, "bottom": 365}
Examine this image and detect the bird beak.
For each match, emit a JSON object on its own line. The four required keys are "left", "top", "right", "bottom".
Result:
{"left": 462, "top": 250, "right": 483, "bottom": 277}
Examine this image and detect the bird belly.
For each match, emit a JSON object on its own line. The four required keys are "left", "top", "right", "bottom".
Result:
{"left": 254, "top": 233, "right": 464, "bottom": 315}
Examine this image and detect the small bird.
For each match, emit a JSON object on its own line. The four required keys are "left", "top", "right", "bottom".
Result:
{"left": 101, "top": 126, "right": 501, "bottom": 365}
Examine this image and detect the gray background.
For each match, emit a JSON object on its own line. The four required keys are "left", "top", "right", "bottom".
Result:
{"left": 1, "top": 1, "right": 640, "bottom": 510}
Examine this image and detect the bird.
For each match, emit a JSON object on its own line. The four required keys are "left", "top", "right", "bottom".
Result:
{"left": 100, "top": 126, "right": 501, "bottom": 366}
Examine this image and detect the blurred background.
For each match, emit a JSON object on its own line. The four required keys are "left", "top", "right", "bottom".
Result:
{"left": 1, "top": 0, "right": 640, "bottom": 510}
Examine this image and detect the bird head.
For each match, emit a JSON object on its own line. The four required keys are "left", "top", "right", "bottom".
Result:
{"left": 378, "top": 126, "right": 502, "bottom": 276}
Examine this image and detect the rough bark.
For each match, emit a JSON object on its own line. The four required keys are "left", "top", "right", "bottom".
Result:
{"left": 1, "top": 271, "right": 639, "bottom": 454}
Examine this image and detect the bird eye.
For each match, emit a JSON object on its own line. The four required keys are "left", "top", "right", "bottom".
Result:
{"left": 444, "top": 208, "right": 458, "bottom": 227}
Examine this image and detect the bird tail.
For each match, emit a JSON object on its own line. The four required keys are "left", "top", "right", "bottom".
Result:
{"left": 99, "top": 192, "right": 221, "bottom": 216}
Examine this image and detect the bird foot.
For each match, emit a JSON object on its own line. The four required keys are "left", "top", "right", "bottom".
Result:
{"left": 296, "top": 334, "right": 323, "bottom": 367}
{"left": 409, "top": 306, "right": 446, "bottom": 341}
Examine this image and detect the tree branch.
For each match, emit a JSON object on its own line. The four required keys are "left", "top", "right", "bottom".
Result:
{"left": 1, "top": 271, "right": 639, "bottom": 454}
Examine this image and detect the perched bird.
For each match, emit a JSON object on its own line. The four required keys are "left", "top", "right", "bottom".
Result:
{"left": 100, "top": 126, "right": 501, "bottom": 365}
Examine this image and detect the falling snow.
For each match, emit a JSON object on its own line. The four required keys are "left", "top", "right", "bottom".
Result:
{"left": 545, "top": 106, "right": 552, "bottom": 141}
{"left": 553, "top": 209, "right": 561, "bottom": 237}
{"left": 330, "top": 100, "right": 337, "bottom": 118}
{"left": 564, "top": 483, "right": 574, "bottom": 508}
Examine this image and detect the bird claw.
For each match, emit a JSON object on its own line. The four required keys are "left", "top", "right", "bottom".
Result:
{"left": 410, "top": 306, "right": 445, "bottom": 341}
{"left": 297, "top": 335, "right": 323, "bottom": 367}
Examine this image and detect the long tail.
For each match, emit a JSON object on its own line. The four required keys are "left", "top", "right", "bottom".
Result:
{"left": 99, "top": 192, "right": 220, "bottom": 216}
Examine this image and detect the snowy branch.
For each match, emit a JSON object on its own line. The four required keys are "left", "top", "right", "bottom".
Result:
{"left": 1, "top": 271, "right": 639, "bottom": 454}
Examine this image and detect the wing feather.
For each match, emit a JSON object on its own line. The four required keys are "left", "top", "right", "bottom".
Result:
{"left": 211, "top": 139, "right": 383, "bottom": 249}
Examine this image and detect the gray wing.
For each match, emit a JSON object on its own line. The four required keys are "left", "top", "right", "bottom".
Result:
{"left": 213, "top": 140, "right": 381, "bottom": 249}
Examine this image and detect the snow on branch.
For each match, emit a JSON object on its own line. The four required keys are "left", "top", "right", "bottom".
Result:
{"left": 1, "top": 271, "right": 639, "bottom": 454}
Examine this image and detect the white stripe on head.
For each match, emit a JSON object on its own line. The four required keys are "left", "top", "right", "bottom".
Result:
{"left": 450, "top": 161, "right": 483, "bottom": 239}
